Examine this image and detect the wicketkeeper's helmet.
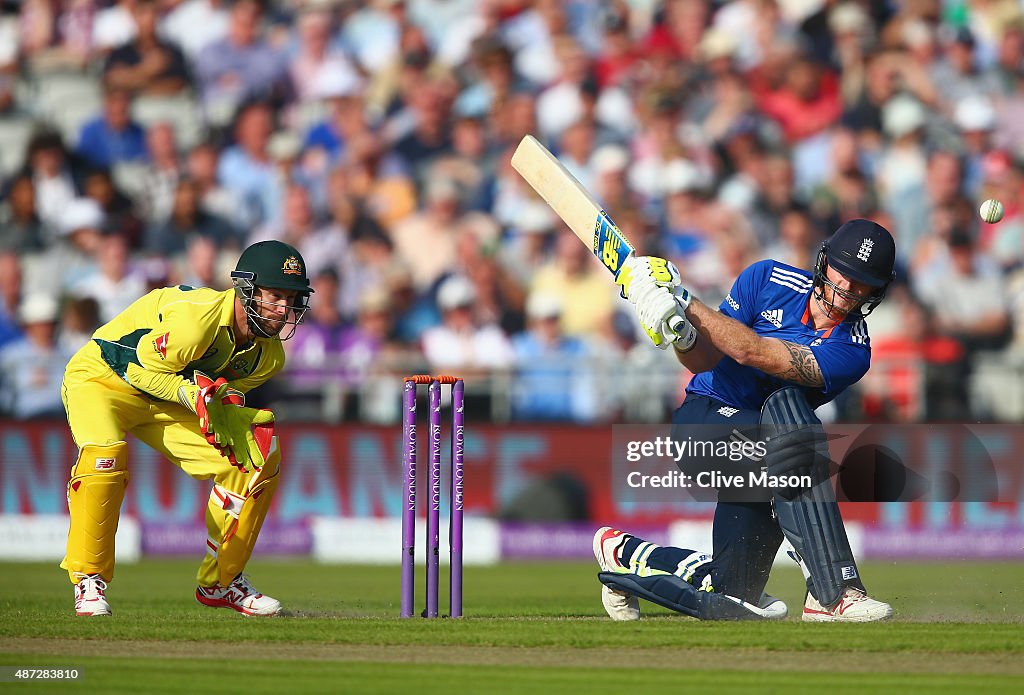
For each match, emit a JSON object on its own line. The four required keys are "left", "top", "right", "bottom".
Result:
{"left": 812, "top": 219, "right": 895, "bottom": 318}
{"left": 231, "top": 240, "right": 314, "bottom": 340}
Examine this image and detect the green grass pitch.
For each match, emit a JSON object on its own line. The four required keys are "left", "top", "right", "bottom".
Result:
{"left": 1, "top": 559, "right": 1023, "bottom": 693}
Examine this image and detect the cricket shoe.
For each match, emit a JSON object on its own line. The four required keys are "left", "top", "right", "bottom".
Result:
{"left": 196, "top": 573, "right": 281, "bottom": 616}
{"left": 802, "top": 587, "right": 892, "bottom": 622}
{"left": 757, "top": 592, "right": 788, "bottom": 620}
{"left": 593, "top": 526, "right": 640, "bottom": 621}
{"left": 73, "top": 573, "right": 111, "bottom": 616}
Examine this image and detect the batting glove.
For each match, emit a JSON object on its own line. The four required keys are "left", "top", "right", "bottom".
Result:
{"left": 616, "top": 255, "right": 684, "bottom": 301}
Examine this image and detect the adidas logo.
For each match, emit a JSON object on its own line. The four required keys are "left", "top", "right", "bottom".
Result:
{"left": 761, "top": 309, "right": 783, "bottom": 328}
{"left": 717, "top": 407, "right": 739, "bottom": 417}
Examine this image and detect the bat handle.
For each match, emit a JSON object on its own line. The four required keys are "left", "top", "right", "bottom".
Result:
{"left": 668, "top": 314, "right": 685, "bottom": 332}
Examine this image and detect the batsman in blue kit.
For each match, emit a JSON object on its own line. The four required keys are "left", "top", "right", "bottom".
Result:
{"left": 594, "top": 219, "right": 896, "bottom": 622}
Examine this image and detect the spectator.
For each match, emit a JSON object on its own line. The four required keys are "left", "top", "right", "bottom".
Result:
{"left": 954, "top": 95, "right": 997, "bottom": 196}
{"left": 285, "top": 268, "right": 348, "bottom": 393}
{"left": 145, "top": 178, "right": 237, "bottom": 256}
{"left": 175, "top": 234, "right": 227, "bottom": 289}
{"left": 453, "top": 37, "right": 518, "bottom": 119}
{"left": 421, "top": 274, "right": 515, "bottom": 373}
{"left": 0, "top": 175, "right": 46, "bottom": 253}
{"left": 76, "top": 86, "right": 148, "bottom": 169}
{"left": 18, "top": 0, "right": 94, "bottom": 73}
{"left": 303, "top": 70, "right": 368, "bottom": 163}
{"left": 765, "top": 205, "right": 824, "bottom": 271}
{"left": 390, "top": 176, "right": 462, "bottom": 291}
{"left": 83, "top": 168, "right": 143, "bottom": 246}
{"left": 0, "top": 3, "right": 18, "bottom": 114}
{"left": 250, "top": 182, "right": 346, "bottom": 279}
{"left": 888, "top": 148, "right": 961, "bottom": 257}
{"left": 29, "top": 198, "right": 105, "bottom": 297}
{"left": 160, "top": 0, "right": 229, "bottom": 63}
{"left": 185, "top": 140, "right": 239, "bottom": 223}
{"left": 915, "top": 230, "right": 1011, "bottom": 354}
{"left": 754, "top": 56, "right": 843, "bottom": 144}
{"left": 138, "top": 122, "right": 182, "bottom": 225}
{"left": 103, "top": 0, "right": 190, "bottom": 96}
{"left": 57, "top": 295, "right": 101, "bottom": 354}
{"left": 93, "top": 0, "right": 138, "bottom": 53}
{"left": 0, "top": 251, "right": 23, "bottom": 349}
{"left": 392, "top": 77, "right": 456, "bottom": 175}
{"left": 195, "top": 0, "right": 290, "bottom": 119}
{"left": 337, "top": 289, "right": 393, "bottom": 383}
{"left": 530, "top": 232, "right": 615, "bottom": 340}
{"left": 288, "top": 4, "right": 357, "bottom": 104}
{"left": 67, "top": 233, "right": 146, "bottom": 322}
{"left": 217, "top": 101, "right": 282, "bottom": 228}
{"left": 929, "top": 27, "right": 1001, "bottom": 115}
{"left": 0, "top": 293, "right": 73, "bottom": 418}
{"left": 511, "top": 292, "right": 596, "bottom": 422}
{"left": 21, "top": 130, "right": 85, "bottom": 239}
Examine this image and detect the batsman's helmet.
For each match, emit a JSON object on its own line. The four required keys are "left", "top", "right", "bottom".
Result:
{"left": 812, "top": 219, "right": 895, "bottom": 318}
{"left": 231, "top": 240, "right": 314, "bottom": 340}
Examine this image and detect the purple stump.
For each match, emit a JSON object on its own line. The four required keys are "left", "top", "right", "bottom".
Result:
{"left": 400, "top": 379, "right": 417, "bottom": 618}
{"left": 426, "top": 380, "right": 441, "bottom": 618}
{"left": 450, "top": 379, "right": 465, "bottom": 618}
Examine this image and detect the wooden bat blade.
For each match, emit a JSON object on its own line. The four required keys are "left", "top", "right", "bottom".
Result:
{"left": 511, "top": 134, "right": 634, "bottom": 277}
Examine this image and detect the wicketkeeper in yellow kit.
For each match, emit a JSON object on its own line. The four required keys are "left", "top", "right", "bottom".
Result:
{"left": 61, "top": 240, "right": 313, "bottom": 617}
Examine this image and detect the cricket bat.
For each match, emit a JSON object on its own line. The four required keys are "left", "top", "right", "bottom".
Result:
{"left": 510, "top": 134, "right": 683, "bottom": 330}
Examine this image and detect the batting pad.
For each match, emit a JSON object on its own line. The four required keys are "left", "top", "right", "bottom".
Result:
{"left": 762, "top": 388, "right": 865, "bottom": 608}
{"left": 598, "top": 572, "right": 771, "bottom": 621}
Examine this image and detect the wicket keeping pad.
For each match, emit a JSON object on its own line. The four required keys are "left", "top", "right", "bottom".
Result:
{"left": 62, "top": 441, "right": 129, "bottom": 582}
{"left": 212, "top": 435, "right": 281, "bottom": 587}
{"left": 761, "top": 388, "right": 865, "bottom": 608}
{"left": 598, "top": 572, "right": 776, "bottom": 620}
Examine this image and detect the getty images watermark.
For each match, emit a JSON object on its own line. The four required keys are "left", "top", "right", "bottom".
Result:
{"left": 623, "top": 435, "right": 813, "bottom": 491}
{"left": 611, "top": 423, "right": 1017, "bottom": 507}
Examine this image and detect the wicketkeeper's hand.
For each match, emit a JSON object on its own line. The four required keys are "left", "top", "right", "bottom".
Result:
{"left": 188, "top": 372, "right": 276, "bottom": 473}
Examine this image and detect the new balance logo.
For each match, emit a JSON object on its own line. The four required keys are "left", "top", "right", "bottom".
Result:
{"left": 841, "top": 566, "right": 858, "bottom": 580}
{"left": 725, "top": 293, "right": 739, "bottom": 311}
{"left": 857, "top": 238, "right": 874, "bottom": 262}
{"left": 761, "top": 309, "right": 783, "bottom": 328}
{"left": 810, "top": 338, "right": 823, "bottom": 347}
{"left": 717, "top": 407, "right": 739, "bottom": 417}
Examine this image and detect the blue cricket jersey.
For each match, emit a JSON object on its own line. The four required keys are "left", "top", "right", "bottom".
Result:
{"left": 686, "top": 259, "right": 871, "bottom": 410}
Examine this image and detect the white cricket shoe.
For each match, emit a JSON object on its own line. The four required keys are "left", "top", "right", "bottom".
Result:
{"left": 757, "top": 592, "right": 788, "bottom": 620}
{"left": 74, "top": 573, "right": 111, "bottom": 617}
{"left": 593, "top": 526, "right": 640, "bottom": 621}
{"left": 196, "top": 573, "right": 281, "bottom": 617}
{"left": 802, "top": 587, "right": 893, "bottom": 622}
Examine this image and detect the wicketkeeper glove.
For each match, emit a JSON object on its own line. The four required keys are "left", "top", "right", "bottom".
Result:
{"left": 186, "top": 372, "right": 276, "bottom": 473}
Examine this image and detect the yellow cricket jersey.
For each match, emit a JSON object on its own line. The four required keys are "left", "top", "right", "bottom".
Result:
{"left": 69, "top": 285, "right": 286, "bottom": 408}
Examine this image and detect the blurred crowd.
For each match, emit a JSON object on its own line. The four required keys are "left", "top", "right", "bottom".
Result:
{"left": 2, "top": 0, "right": 1024, "bottom": 424}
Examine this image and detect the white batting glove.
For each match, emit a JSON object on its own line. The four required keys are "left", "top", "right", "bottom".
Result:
{"left": 631, "top": 281, "right": 696, "bottom": 350}
{"left": 616, "top": 255, "right": 683, "bottom": 301}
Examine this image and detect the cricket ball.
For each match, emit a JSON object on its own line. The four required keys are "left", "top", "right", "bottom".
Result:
{"left": 979, "top": 198, "right": 1004, "bottom": 224}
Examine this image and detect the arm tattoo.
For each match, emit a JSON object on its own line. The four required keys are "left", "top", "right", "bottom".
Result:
{"left": 773, "top": 341, "right": 825, "bottom": 388}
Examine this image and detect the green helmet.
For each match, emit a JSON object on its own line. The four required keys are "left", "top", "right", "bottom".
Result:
{"left": 231, "top": 240, "right": 314, "bottom": 341}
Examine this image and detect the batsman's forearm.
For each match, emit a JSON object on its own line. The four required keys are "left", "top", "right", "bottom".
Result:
{"left": 686, "top": 299, "right": 766, "bottom": 365}
{"left": 672, "top": 329, "right": 723, "bottom": 372}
